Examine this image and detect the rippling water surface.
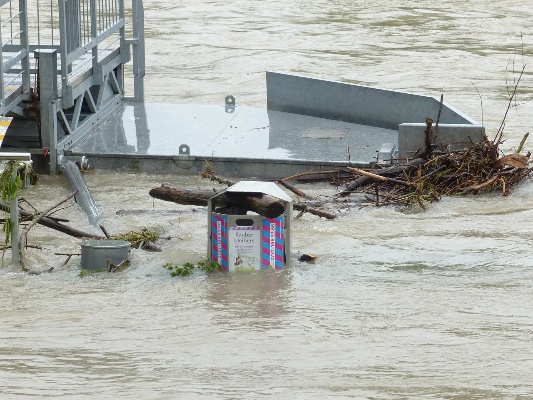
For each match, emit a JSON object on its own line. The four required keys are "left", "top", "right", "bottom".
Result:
{"left": 2, "top": 1, "right": 533, "bottom": 398}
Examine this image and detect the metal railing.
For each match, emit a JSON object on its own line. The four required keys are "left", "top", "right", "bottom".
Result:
{"left": 0, "top": 0, "right": 137, "bottom": 113}
{"left": 0, "top": 0, "right": 144, "bottom": 173}
{"left": 58, "top": 0, "right": 126, "bottom": 107}
{"left": 0, "top": 0, "right": 31, "bottom": 116}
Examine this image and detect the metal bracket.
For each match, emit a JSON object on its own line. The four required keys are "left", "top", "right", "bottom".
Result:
{"left": 376, "top": 143, "right": 397, "bottom": 166}
{"left": 58, "top": 155, "right": 90, "bottom": 171}
{"left": 225, "top": 95, "right": 235, "bottom": 113}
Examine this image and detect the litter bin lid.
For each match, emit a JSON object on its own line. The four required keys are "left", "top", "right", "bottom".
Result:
{"left": 224, "top": 181, "right": 292, "bottom": 202}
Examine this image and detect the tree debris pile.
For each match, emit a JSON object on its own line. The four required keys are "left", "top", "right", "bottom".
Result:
{"left": 337, "top": 135, "right": 531, "bottom": 210}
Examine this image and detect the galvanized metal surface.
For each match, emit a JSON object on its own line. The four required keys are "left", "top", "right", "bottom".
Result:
{"left": 66, "top": 102, "right": 397, "bottom": 177}
{"left": 376, "top": 143, "right": 396, "bottom": 166}
{"left": 65, "top": 70, "right": 481, "bottom": 178}
{"left": 0, "top": 0, "right": 145, "bottom": 172}
{"left": 266, "top": 72, "right": 479, "bottom": 130}
{"left": 302, "top": 127, "right": 348, "bottom": 139}
{"left": 80, "top": 239, "right": 130, "bottom": 270}
{"left": 62, "top": 160, "right": 102, "bottom": 226}
{"left": 0, "top": 0, "right": 31, "bottom": 117}
{"left": 398, "top": 123, "right": 485, "bottom": 159}
{"left": 0, "top": 0, "right": 129, "bottom": 110}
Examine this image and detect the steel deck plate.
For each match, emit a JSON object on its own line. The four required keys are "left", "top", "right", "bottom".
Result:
{"left": 69, "top": 102, "right": 397, "bottom": 166}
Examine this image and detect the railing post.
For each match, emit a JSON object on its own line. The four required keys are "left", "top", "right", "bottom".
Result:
{"left": 90, "top": 0, "right": 98, "bottom": 79}
{"left": 57, "top": 0, "right": 69, "bottom": 102}
{"left": 35, "top": 49, "right": 59, "bottom": 173}
{"left": 132, "top": 0, "right": 145, "bottom": 102}
{"left": 65, "top": 0, "right": 81, "bottom": 55}
{"left": 46, "top": 100, "right": 59, "bottom": 173}
{"left": 0, "top": 3, "right": 4, "bottom": 115}
{"left": 19, "top": 0, "right": 30, "bottom": 101}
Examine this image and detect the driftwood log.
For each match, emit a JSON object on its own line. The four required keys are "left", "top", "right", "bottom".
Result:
{"left": 150, "top": 182, "right": 337, "bottom": 219}
{"left": 149, "top": 183, "right": 285, "bottom": 218}
{"left": 0, "top": 201, "right": 96, "bottom": 238}
{"left": 291, "top": 203, "right": 336, "bottom": 220}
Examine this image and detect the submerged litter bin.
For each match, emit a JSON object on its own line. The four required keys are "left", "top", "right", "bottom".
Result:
{"left": 80, "top": 239, "right": 130, "bottom": 270}
{"left": 208, "top": 181, "right": 292, "bottom": 271}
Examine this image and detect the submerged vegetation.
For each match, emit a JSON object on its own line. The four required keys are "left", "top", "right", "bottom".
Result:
{"left": 79, "top": 268, "right": 105, "bottom": 277}
{"left": 111, "top": 227, "right": 163, "bottom": 249}
{"left": 165, "top": 260, "right": 222, "bottom": 277}
{"left": 1, "top": 161, "right": 38, "bottom": 258}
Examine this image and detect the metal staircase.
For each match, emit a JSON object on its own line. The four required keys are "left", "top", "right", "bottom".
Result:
{"left": 0, "top": 0, "right": 145, "bottom": 172}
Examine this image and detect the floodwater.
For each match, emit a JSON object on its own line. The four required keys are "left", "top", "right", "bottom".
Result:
{"left": 2, "top": 1, "right": 533, "bottom": 398}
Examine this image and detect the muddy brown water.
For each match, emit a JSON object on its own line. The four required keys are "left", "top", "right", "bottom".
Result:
{"left": 2, "top": 1, "right": 533, "bottom": 398}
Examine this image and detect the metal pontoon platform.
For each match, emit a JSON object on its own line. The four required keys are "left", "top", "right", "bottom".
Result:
{"left": 65, "top": 102, "right": 397, "bottom": 178}
{"left": 61, "top": 70, "right": 484, "bottom": 178}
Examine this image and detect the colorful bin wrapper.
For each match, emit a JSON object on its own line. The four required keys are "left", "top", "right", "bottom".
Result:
{"left": 212, "top": 214, "right": 284, "bottom": 270}
{"left": 211, "top": 214, "right": 228, "bottom": 269}
{"left": 261, "top": 217, "right": 284, "bottom": 269}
